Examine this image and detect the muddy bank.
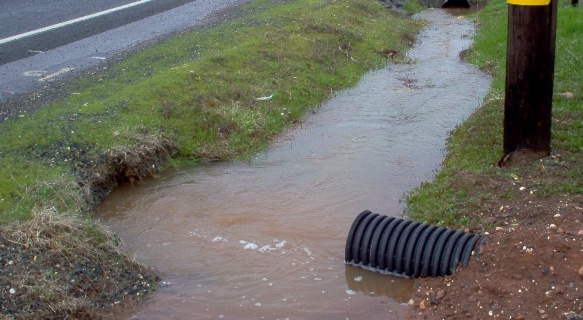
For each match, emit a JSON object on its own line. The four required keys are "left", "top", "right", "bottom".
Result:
{"left": 410, "top": 168, "right": 583, "bottom": 319}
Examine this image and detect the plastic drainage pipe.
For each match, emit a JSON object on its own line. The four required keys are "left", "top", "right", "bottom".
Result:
{"left": 345, "top": 210, "right": 486, "bottom": 278}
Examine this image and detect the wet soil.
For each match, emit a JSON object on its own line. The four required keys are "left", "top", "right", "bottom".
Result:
{"left": 410, "top": 157, "right": 583, "bottom": 319}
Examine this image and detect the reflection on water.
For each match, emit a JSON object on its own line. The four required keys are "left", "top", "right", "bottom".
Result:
{"left": 344, "top": 265, "right": 414, "bottom": 303}
{"left": 96, "top": 9, "right": 490, "bottom": 319}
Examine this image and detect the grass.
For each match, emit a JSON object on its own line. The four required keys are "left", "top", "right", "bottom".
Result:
{"left": 406, "top": 0, "right": 582, "bottom": 227}
{"left": 0, "top": 0, "right": 423, "bottom": 223}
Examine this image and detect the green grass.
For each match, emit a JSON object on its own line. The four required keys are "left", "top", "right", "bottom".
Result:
{"left": 406, "top": 0, "right": 583, "bottom": 227}
{"left": 0, "top": 0, "right": 423, "bottom": 222}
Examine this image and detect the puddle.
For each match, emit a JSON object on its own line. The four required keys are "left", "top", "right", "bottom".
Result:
{"left": 96, "top": 9, "right": 490, "bottom": 319}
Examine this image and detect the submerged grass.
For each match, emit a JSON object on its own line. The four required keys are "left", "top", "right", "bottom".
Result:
{"left": 0, "top": 0, "right": 423, "bottom": 223}
{"left": 406, "top": 0, "right": 582, "bottom": 227}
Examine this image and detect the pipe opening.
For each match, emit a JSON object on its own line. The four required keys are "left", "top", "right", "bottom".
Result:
{"left": 345, "top": 210, "right": 485, "bottom": 278}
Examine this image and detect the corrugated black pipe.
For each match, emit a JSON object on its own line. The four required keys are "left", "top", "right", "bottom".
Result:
{"left": 345, "top": 210, "right": 486, "bottom": 278}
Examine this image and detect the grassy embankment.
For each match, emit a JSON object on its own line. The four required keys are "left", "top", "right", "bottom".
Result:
{"left": 0, "top": 0, "right": 423, "bottom": 318}
{"left": 406, "top": 0, "right": 582, "bottom": 227}
{"left": 0, "top": 0, "right": 422, "bottom": 223}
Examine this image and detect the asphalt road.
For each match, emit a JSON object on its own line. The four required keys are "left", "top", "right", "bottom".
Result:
{"left": 0, "top": 0, "right": 249, "bottom": 120}
{"left": 0, "top": 0, "right": 203, "bottom": 65}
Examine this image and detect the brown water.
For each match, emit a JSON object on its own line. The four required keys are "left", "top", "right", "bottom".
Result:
{"left": 96, "top": 9, "right": 490, "bottom": 319}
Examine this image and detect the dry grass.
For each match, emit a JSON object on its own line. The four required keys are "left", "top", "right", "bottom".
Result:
{"left": 0, "top": 208, "right": 157, "bottom": 319}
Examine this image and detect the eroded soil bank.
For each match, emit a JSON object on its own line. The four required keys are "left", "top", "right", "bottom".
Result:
{"left": 410, "top": 169, "right": 583, "bottom": 319}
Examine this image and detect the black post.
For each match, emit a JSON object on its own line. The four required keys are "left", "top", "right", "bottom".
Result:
{"left": 501, "top": 0, "right": 558, "bottom": 166}
{"left": 572, "top": 0, "right": 578, "bottom": 6}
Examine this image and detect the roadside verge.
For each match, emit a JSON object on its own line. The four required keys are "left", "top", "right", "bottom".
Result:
{"left": 407, "top": 1, "right": 582, "bottom": 318}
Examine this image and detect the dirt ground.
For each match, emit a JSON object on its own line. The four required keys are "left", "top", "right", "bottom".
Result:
{"left": 409, "top": 157, "right": 583, "bottom": 319}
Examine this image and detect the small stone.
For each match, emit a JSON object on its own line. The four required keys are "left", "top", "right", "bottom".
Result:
{"left": 419, "top": 299, "right": 427, "bottom": 309}
{"left": 408, "top": 299, "right": 415, "bottom": 306}
{"left": 578, "top": 230, "right": 583, "bottom": 236}
{"left": 429, "top": 297, "right": 439, "bottom": 305}
{"left": 511, "top": 273, "right": 523, "bottom": 280}
{"left": 578, "top": 266, "right": 583, "bottom": 277}
{"left": 436, "top": 290, "right": 446, "bottom": 300}
{"left": 468, "top": 295, "right": 477, "bottom": 302}
{"left": 516, "top": 315, "right": 525, "bottom": 320}
{"left": 484, "top": 217, "right": 497, "bottom": 225}
{"left": 559, "top": 92, "right": 574, "bottom": 98}
{"left": 555, "top": 286, "right": 564, "bottom": 295}
{"left": 549, "top": 224, "right": 558, "bottom": 230}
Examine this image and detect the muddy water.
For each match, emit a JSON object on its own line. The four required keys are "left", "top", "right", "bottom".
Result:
{"left": 96, "top": 9, "right": 490, "bottom": 319}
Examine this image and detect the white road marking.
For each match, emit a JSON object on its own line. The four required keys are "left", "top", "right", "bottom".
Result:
{"left": 23, "top": 70, "right": 47, "bottom": 77}
{"left": 0, "top": 0, "right": 155, "bottom": 45}
{"left": 38, "top": 68, "right": 75, "bottom": 81}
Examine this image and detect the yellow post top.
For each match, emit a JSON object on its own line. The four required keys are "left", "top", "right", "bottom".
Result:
{"left": 508, "top": 0, "right": 550, "bottom": 5}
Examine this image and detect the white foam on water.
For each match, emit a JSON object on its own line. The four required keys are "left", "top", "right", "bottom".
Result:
{"left": 188, "top": 230, "right": 203, "bottom": 238}
{"left": 243, "top": 243, "right": 259, "bottom": 250}
{"left": 258, "top": 245, "right": 272, "bottom": 252}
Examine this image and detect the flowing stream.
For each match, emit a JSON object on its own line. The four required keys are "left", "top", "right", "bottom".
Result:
{"left": 96, "top": 9, "right": 491, "bottom": 319}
